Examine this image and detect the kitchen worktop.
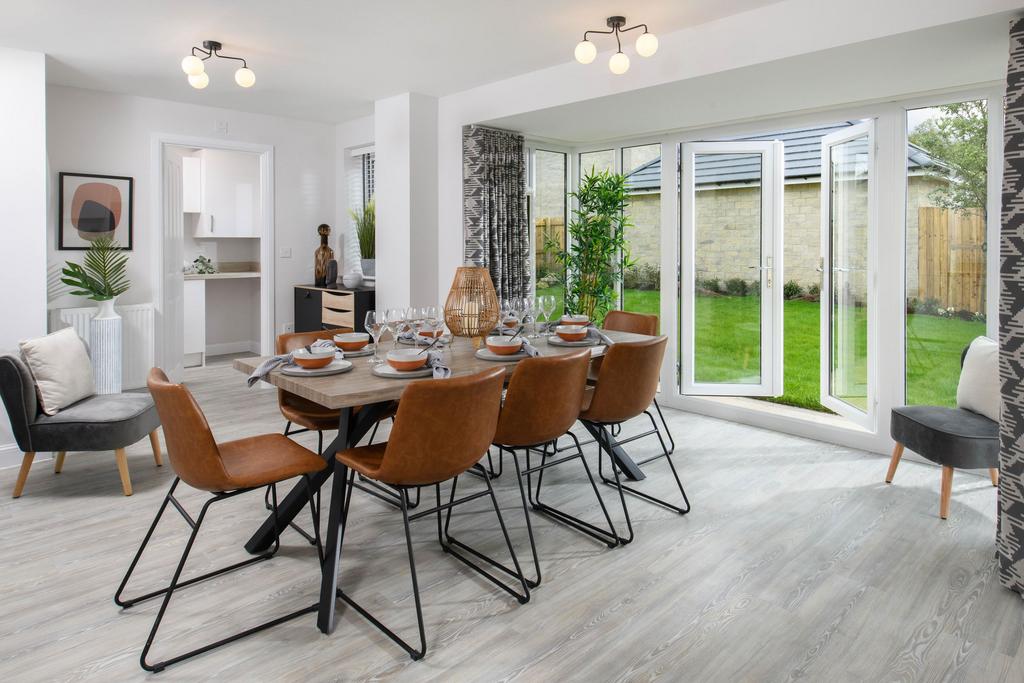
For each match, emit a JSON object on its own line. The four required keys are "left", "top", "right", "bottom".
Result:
{"left": 184, "top": 272, "right": 261, "bottom": 281}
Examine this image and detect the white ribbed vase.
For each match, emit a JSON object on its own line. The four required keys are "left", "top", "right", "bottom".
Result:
{"left": 91, "top": 298, "right": 123, "bottom": 395}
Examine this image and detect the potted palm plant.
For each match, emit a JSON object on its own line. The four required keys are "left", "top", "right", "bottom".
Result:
{"left": 351, "top": 198, "right": 375, "bottom": 277}
{"left": 545, "top": 169, "right": 633, "bottom": 325}
{"left": 61, "top": 237, "right": 130, "bottom": 393}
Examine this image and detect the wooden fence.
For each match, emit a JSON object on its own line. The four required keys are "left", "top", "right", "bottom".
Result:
{"left": 535, "top": 217, "right": 565, "bottom": 274}
{"left": 917, "top": 207, "right": 985, "bottom": 312}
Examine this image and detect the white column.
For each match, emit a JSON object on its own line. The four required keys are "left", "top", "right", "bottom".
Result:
{"left": 374, "top": 93, "right": 438, "bottom": 309}
{"left": 0, "top": 47, "right": 47, "bottom": 466}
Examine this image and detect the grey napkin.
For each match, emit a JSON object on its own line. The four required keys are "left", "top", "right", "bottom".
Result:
{"left": 426, "top": 350, "right": 451, "bottom": 379}
{"left": 586, "top": 325, "right": 616, "bottom": 346}
{"left": 521, "top": 339, "right": 541, "bottom": 357}
{"left": 491, "top": 325, "right": 520, "bottom": 336}
{"left": 247, "top": 339, "right": 340, "bottom": 387}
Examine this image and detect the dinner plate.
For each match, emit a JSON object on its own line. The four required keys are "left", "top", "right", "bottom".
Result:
{"left": 372, "top": 364, "right": 434, "bottom": 379}
{"left": 475, "top": 348, "right": 530, "bottom": 362}
{"left": 280, "top": 359, "right": 353, "bottom": 377}
{"left": 341, "top": 344, "right": 375, "bottom": 358}
{"left": 546, "top": 336, "right": 598, "bottom": 347}
{"left": 398, "top": 336, "right": 450, "bottom": 347}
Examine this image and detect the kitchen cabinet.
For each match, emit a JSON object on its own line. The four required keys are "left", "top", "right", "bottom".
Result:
{"left": 190, "top": 148, "right": 261, "bottom": 238}
{"left": 184, "top": 279, "right": 206, "bottom": 367}
{"left": 182, "top": 156, "right": 202, "bottom": 213}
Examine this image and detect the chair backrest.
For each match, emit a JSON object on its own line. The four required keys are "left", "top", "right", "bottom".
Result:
{"left": 604, "top": 310, "right": 659, "bottom": 336}
{"left": 585, "top": 336, "right": 667, "bottom": 424}
{"left": 276, "top": 329, "right": 340, "bottom": 409}
{"left": 374, "top": 367, "right": 506, "bottom": 486}
{"left": 493, "top": 350, "right": 591, "bottom": 447}
{"left": 0, "top": 355, "right": 38, "bottom": 452}
{"left": 147, "top": 367, "right": 233, "bottom": 492}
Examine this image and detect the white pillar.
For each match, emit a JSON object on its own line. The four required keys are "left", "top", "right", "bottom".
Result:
{"left": 374, "top": 93, "right": 438, "bottom": 309}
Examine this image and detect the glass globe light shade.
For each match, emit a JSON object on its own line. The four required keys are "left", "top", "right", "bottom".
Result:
{"left": 608, "top": 51, "right": 630, "bottom": 75}
{"left": 188, "top": 72, "right": 210, "bottom": 89}
{"left": 181, "top": 55, "right": 205, "bottom": 76}
{"left": 574, "top": 40, "right": 597, "bottom": 65}
{"left": 234, "top": 67, "right": 256, "bottom": 88}
{"left": 636, "top": 32, "right": 659, "bottom": 58}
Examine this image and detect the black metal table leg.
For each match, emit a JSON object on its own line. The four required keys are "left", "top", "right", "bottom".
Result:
{"left": 580, "top": 421, "right": 645, "bottom": 481}
{"left": 245, "top": 403, "right": 389, "bottom": 555}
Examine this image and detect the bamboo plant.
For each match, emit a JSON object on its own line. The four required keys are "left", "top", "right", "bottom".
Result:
{"left": 60, "top": 237, "right": 131, "bottom": 301}
{"left": 546, "top": 169, "right": 634, "bottom": 324}
{"left": 351, "top": 198, "right": 375, "bottom": 260}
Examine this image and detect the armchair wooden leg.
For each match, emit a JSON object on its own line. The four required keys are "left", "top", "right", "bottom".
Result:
{"left": 149, "top": 430, "right": 163, "bottom": 467}
{"left": 12, "top": 452, "right": 35, "bottom": 498}
{"left": 989, "top": 468, "right": 999, "bottom": 487}
{"left": 885, "top": 443, "right": 905, "bottom": 483}
{"left": 115, "top": 448, "right": 132, "bottom": 496}
{"left": 53, "top": 451, "right": 67, "bottom": 474}
{"left": 939, "top": 466, "right": 953, "bottom": 520}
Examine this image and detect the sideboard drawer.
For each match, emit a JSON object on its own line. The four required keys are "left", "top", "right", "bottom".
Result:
{"left": 322, "top": 290, "right": 354, "bottom": 311}
{"left": 321, "top": 306, "right": 354, "bottom": 329}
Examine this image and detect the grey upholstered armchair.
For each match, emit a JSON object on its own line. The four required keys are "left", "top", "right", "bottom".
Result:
{"left": 0, "top": 354, "right": 162, "bottom": 497}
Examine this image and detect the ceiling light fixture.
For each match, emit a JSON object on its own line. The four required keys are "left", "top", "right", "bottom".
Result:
{"left": 180, "top": 40, "right": 255, "bottom": 89}
{"left": 574, "top": 16, "right": 658, "bottom": 75}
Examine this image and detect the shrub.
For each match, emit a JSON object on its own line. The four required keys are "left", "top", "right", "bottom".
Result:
{"left": 724, "top": 278, "right": 749, "bottom": 296}
{"left": 699, "top": 277, "right": 722, "bottom": 294}
{"left": 783, "top": 280, "right": 804, "bottom": 300}
{"left": 623, "top": 263, "right": 660, "bottom": 291}
{"left": 807, "top": 284, "right": 820, "bottom": 296}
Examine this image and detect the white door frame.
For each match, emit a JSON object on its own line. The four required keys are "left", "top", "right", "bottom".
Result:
{"left": 680, "top": 140, "right": 784, "bottom": 396}
{"left": 150, "top": 133, "right": 275, "bottom": 380}
{"left": 818, "top": 120, "right": 877, "bottom": 429}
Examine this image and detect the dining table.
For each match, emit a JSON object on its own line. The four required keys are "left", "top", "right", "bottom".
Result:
{"left": 232, "top": 327, "right": 657, "bottom": 633}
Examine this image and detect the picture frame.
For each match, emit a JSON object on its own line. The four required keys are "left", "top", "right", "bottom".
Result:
{"left": 58, "top": 172, "right": 134, "bottom": 250}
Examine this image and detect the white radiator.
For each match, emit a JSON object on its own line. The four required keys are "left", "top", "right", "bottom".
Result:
{"left": 48, "top": 303, "right": 155, "bottom": 390}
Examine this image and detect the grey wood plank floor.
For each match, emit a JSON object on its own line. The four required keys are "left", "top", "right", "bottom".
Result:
{"left": 0, "top": 355, "right": 1020, "bottom": 682}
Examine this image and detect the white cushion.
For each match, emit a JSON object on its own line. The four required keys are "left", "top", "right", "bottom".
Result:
{"left": 19, "top": 327, "right": 95, "bottom": 416}
{"left": 956, "top": 336, "right": 999, "bottom": 423}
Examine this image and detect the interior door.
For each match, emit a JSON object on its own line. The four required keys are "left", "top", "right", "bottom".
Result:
{"left": 162, "top": 152, "right": 185, "bottom": 381}
{"left": 680, "top": 141, "right": 784, "bottom": 396}
{"left": 819, "top": 121, "right": 874, "bottom": 424}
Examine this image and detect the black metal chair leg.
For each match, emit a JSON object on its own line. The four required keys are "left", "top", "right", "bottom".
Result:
{"left": 507, "top": 448, "right": 541, "bottom": 587}
{"left": 596, "top": 426, "right": 635, "bottom": 545}
{"left": 652, "top": 398, "right": 676, "bottom": 454}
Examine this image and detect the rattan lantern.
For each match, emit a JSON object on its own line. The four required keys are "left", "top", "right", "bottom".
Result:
{"left": 444, "top": 266, "right": 500, "bottom": 346}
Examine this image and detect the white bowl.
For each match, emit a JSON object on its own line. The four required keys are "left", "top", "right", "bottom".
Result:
{"left": 560, "top": 314, "right": 590, "bottom": 326}
{"left": 293, "top": 347, "right": 336, "bottom": 368}
{"left": 386, "top": 348, "right": 428, "bottom": 371}
{"left": 485, "top": 336, "right": 524, "bottom": 355}
{"left": 334, "top": 332, "right": 369, "bottom": 351}
{"left": 554, "top": 325, "right": 588, "bottom": 342}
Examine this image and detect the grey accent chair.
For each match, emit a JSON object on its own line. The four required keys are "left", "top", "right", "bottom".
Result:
{"left": 886, "top": 346, "right": 998, "bottom": 519}
{"left": 0, "top": 354, "right": 162, "bottom": 497}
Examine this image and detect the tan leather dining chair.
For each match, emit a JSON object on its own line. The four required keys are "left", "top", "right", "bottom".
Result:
{"left": 317, "top": 367, "right": 528, "bottom": 661}
{"left": 484, "top": 350, "right": 619, "bottom": 586}
{"left": 578, "top": 336, "right": 689, "bottom": 544}
{"left": 115, "top": 368, "right": 326, "bottom": 673}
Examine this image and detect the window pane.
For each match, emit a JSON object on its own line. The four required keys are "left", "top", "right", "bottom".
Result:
{"left": 828, "top": 137, "right": 870, "bottom": 412}
{"left": 535, "top": 150, "right": 567, "bottom": 320}
{"left": 905, "top": 101, "right": 988, "bottom": 406}
{"left": 693, "top": 153, "right": 763, "bottom": 384}
{"left": 622, "top": 144, "right": 661, "bottom": 323}
{"left": 579, "top": 149, "right": 614, "bottom": 176}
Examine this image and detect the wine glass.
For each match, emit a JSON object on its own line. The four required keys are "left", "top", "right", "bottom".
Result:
{"left": 408, "top": 307, "right": 427, "bottom": 348}
{"left": 521, "top": 297, "right": 537, "bottom": 338}
{"left": 385, "top": 308, "right": 405, "bottom": 351}
{"left": 540, "top": 295, "right": 556, "bottom": 335}
{"left": 533, "top": 295, "right": 546, "bottom": 336}
{"left": 422, "top": 305, "right": 441, "bottom": 345}
{"left": 503, "top": 297, "right": 521, "bottom": 333}
{"left": 364, "top": 310, "right": 384, "bottom": 364}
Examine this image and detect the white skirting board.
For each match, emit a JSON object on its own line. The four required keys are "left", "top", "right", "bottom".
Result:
{"left": 48, "top": 303, "right": 155, "bottom": 390}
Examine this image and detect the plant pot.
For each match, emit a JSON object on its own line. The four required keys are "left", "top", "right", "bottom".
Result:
{"left": 361, "top": 259, "right": 376, "bottom": 277}
{"left": 91, "top": 298, "right": 122, "bottom": 394}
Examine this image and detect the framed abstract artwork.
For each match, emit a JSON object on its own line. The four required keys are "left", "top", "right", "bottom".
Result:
{"left": 58, "top": 172, "right": 134, "bottom": 250}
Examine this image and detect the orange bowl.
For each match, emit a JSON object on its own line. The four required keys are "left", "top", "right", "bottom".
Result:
{"left": 418, "top": 328, "right": 444, "bottom": 339}
{"left": 486, "top": 336, "right": 524, "bottom": 355}
{"left": 293, "top": 349, "right": 335, "bottom": 369}
{"left": 334, "top": 332, "right": 369, "bottom": 351}
{"left": 554, "top": 325, "right": 587, "bottom": 342}
{"left": 387, "top": 349, "right": 428, "bottom": 372}
{"left": 560, "top": 314, "right": 589, "bottom": 326}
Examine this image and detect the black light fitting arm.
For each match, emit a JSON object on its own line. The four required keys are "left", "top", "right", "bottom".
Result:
{"left": 191, "top": 40, "right": 248, "bottom": 68}
{"left": 582, "top": 16, "right": 650, "bottom": 52}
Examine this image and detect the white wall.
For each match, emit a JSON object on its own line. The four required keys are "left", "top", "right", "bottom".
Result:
{"left": 335, "top": 115, "right": 374, "bottom": 277}
{"left": 0, "top": 48, "right": 47, "bottom": 465}
{"left": 46, "top": 86, "right": 337, "bottom": 337}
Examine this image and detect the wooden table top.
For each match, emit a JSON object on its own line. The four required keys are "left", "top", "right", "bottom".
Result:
{"left": 232, "top": 330, "right": 653, "bottom": 410}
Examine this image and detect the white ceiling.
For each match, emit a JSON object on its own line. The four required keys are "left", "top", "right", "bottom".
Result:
{"left": 0, "top": 0, "right": 784, "bottom": 123}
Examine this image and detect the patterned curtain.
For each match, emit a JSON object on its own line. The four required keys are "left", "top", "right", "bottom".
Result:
{"left": 998, "top": 17, "right": 1024, "bottom": 594}
{"left": 463, "top": 126, "right": 530, "bottom": 301}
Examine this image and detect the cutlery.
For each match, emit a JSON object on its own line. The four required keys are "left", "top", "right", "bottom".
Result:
{"left": 417, "top": 337, "right": 442, "bottom": 355}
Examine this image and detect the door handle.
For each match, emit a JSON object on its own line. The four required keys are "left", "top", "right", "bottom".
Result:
{"left": 748, "top": 256, "right": 773, "bottom": 287}
{"left": 209, "top": 214, "right": 214, "bottom": 233}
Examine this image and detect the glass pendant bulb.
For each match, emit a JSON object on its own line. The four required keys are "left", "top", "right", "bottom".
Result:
{"left": 608, "top": 51, "right": 630, "bottom": 75}
{"left": 181, "top": 55, "right": 205, "bottom": 76}
{"left": 234, "top": 67, "right": 256, "bottom": 88}
{"left": 188, "top": 72, "right": 210, "bottom": 89}
{"left": 636, "top": 32, "right": 659, "bottom": 58}
{"left": 574, "top": 40, "right": 597, "bottom": 64}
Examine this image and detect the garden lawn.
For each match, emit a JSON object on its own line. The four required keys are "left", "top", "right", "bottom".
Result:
{"left": 533, "top": 285, "right": 985, "bottom": 411}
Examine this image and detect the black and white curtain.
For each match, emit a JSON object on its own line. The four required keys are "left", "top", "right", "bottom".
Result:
{"left": 463, "top": 125, "right": 530, "bottom": 301}
{"left": 998, "top": 17, "right": 1024, "bottom": 594}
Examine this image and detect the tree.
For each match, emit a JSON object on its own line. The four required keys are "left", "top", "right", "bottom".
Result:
{"left": 908, "top": 101, "right": 987, "bottom": 216}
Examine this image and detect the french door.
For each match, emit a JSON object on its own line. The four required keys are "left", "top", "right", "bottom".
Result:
{"left": 819, "top": 122, "right": 874, "bottom": 425}
{"left": 680, "top": 141, "right": 784, "bottom": 396}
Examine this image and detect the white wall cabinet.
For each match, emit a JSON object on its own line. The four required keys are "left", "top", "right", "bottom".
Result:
{"left": 182, "top": 156, "right": 202, "bottom": 213}
{"left": 183, "top": 279, "right": 206, "bottom": 367}
{"left": 190, "top": 148, "right": 260, "bottom": 238}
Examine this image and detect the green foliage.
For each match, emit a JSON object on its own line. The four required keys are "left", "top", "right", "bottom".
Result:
{"left": 908, "top": 101, "right": 987, "bottom": 215}
{"left": 699, "top": 277, "right": 722, "bottom": 294}
{"left": 783, "top": 280, "right": 804, "bottom": 300}
{"left": 545, "top": 169, "right": 634, "bottom": 324}
{"left": 623, "top": 263, "right": 660, "bottom": 291}
{"left": 60, "top": 237, "right": 130, "bottom": 301}
{"left": 724, "top": 278, "right": 749, "bottom": 296}
{"left": 350, "top": 198, "right": 375, "bottom": 259}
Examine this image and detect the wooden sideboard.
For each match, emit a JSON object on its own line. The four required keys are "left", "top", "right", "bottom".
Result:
{"left": 294, "top": 285, "right": 375, "bottom": 334}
